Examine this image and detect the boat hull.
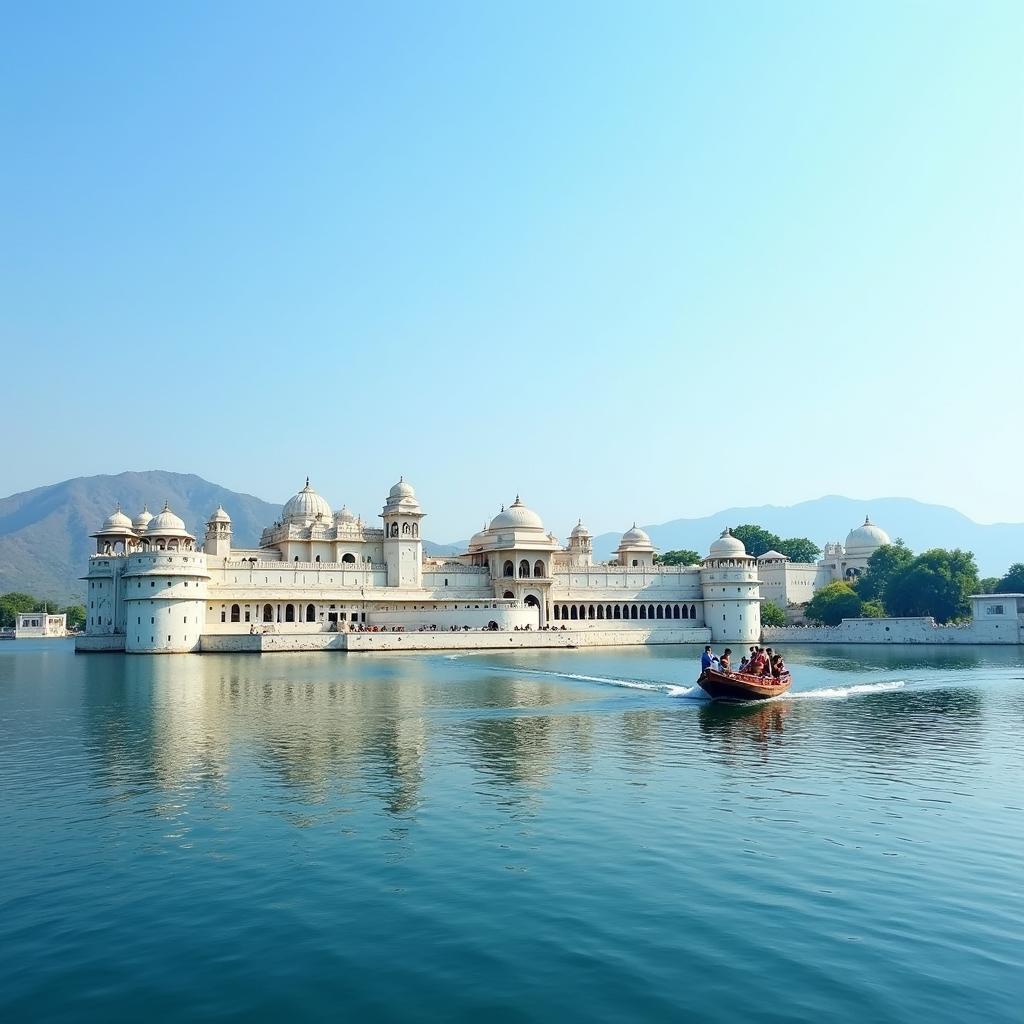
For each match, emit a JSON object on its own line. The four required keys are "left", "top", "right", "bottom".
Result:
{"left": 698, "top": 668, "right": 792, "bottom": 702}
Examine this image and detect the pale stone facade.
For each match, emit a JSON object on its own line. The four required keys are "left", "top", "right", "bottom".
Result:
{"left": 77, "top": 478, "right": 763, "bottom": 654}
{"left": 15, "top": 612, "right": 67, "bottom": 638}
{"left": 756, "top": 516, "right": 893, "bottom": 608}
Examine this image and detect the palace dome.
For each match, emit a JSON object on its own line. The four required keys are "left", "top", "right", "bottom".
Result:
{"left": 147, "top": 503, "right": 187, "bottom": 535}
{"left": 208, "top": 505, "right": 231, "bottom": 524}
{"left": 845, "top": 516, "right": 890, "bottom": 556}
{"left": 101, "top": 506, "right": 134, "bottom": 533}
{"left": 283, "top": 478, "right": 332, "bottom": 524}
{"left": 619, "top": 524, "right": 652, "bottom": 548}
{"left": 490, "top": 497, "right": 544, "bottom": 531}
{"left": 388, "top": 477, "right": 416, "bottom": 503}
{"left": 132, "top": 506, "right": 153, "bottom": 531}
{"left": 334, "top": 505, "right": 357, "bottom": 525}
{"left": 758, "top": 549, "right": 789, "bottom": 562}
{"left": 708, "top": 528, "right": 747, "bottom": 558}
{"left": 570, "top": 519, "right": 590, "bottom": 539}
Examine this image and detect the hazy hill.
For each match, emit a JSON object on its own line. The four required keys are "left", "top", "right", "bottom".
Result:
{"left": 0, "top": 472, "right": 282, "bottom": 603}
{"left": 590, "top": 496, "right": 1023, "bottom": 578}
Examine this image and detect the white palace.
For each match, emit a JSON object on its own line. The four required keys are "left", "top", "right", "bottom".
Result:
{"left": 77, "top": 477, "right": 764, "bottom": 655}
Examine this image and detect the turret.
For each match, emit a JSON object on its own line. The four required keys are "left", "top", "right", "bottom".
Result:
{"left": 381, "top": 477, "right": 424, "bottom": 588}
{"left": 204, "top": 505, "right": 233, "bottom": 558}
{"left": 567, "top": 519, "right": 593, "bottom": 566}
{"left": 700, "top": 529, "right": 761, "bottom": 642}
{"left": 615, "top": 524, "right": 655, "bottom": 568}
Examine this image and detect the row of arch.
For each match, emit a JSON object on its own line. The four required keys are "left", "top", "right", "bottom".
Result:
{"left": 228, "top": 603, "right": 316, "bottom": 623}
{"left": 388, "top": 522, "right": 419, "bottom": 537}
{"left": 551, "top": 603, "right": 698, "bottom": 621}
{"left": 292, "top": 554, "right": 359, "bottom": 563}
{"left": 503, "top": 559, "right": 545, "bottom": 578}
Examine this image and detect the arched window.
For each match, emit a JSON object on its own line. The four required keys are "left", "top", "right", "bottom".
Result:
{"left": 230, "top": 604, "right": 240, "bottom": 622}
{"left": 631, "top": 605, "right": 639, "bottom": 619}
{"left": 613, "top": 605, "right": 621, "bottom": 619}
{"left": 342, "top": 553, "right": 355, "bottom": 564}
{"left": 391, "top": 523, "right": 399, "bottom": 538}
{"left": 673, "top": 605, "right": 680, "bottom": 619}
{"left": 306, "top": 604, "right": 315, "bottom": 622}
{"left": 519, "top": 559, "right": 530, "bottom": 578}
{"left": 315, "top": 555, "right": 321, "bottom": 562}
{"left": 690, "top": 604, "right": 697, "bottom": 618}
{"left": 570, "top": 606, "right": 578, "bottom": 620}
{"left": 606, "top": 605, "right": 612, "bottom": 619}
{"left": 597, "top": 605, "right": 604, "bottom": 619}
{"left": 648, "top": 605, "right": 655, "bottom": 619}
{"left": 586, "top": 605, "right": 594, "bottom": 619}
{"left": 534, "top": 560, "right": 544, "bottom": 578}
{"left": 285, "top": 604, "right": 295, "bottom": 622}
{"left": 562, "top": 605, "right": 569, "bottom": 619}
{"left": 553, "top": 605, "right": 560, "bottom": 619}
{"left": 263, "top": 604, "right": 274, "bottom": 622}
{"left": 503, "top": 591, "right": 515, "bottom": 599}
{"left": 412, "top": 524, "right": 418, "bottom": 537}
{"left": 524, "top": 595, "right": 539, "bottom": 608}
{"left": 656, "top": 605, "right": 663, "bottom": 619}
{"left": 294, "top": 555, "right": 299, "bottom": 562}
{"left": 639, "top": 605, "right": 647, "bottom": 619}
{"left": 503, "top": 560, "right": 514, "bottom": 577}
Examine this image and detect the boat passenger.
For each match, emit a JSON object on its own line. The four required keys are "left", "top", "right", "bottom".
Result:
{"left": 719, "top": 648, "right": 732, "bottom": 671}
{"left": 739, "top": 656, "right": 749, "bottom": 672}
{"left": 700, "top": 646, "right": 718, "bottom": 672}
{"left": 772, "top": 655, "right": 786, "bottom": 678}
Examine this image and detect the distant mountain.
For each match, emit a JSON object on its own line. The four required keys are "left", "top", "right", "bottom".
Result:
{"left": 0, "top": 472, "right": 282, "bottom": 603}
{"left": 2, "top": 476, "right": 1019, "bottom": 604}
{"left": 590, "top": 496, "right": 1022, "bottom": 578}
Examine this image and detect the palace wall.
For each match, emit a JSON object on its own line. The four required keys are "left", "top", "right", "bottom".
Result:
{"left": 763, "top": 616, "right": 1024, "bottom": 645}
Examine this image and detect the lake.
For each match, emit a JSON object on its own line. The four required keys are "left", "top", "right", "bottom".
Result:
{"left": 1, "top": 640, "right": 1021, "bottom": 1022}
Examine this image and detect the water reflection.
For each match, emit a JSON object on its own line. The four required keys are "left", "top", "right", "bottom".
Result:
{"left": 71, "top": 646, "right": 1010, "bottom": 823}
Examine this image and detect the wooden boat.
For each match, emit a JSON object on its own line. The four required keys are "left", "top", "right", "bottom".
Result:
{"left": 697, "top": 667, "right": 792, "bottom": 702}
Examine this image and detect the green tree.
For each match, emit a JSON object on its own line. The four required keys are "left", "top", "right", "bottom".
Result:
{"left": 995, "top": 563, "right": 1024, "bottom": 594}
{"left": 760, "top": 599, "right": 786, "bottom": 627}
{"left": 804, "top": 582, "right": 863, "bottom": 626}
{"left": 775, "top": 537, "right": 821, "bottom": 563}
{"left": 654, "top": 549, "right": 701, "bottom": 566}
{"left": 730, "top": 524, "right": 782, "bottom": 558}
{"left": 977, "top": 577, "right": 1000, "bottom": 594}
{"left": 885, "top": 548, "right": 979, "bottom": 623}
{"left": 63, "top": 604, "right": 87, "bottom": 630}
{"left": 0, "top": 592, "right": 43, "bottom": 628}
{"left": 860, "top": 600, "right": 886, "bottom": 618}
{"left": 856, "top": 541, "right": 914, "bottom": 603}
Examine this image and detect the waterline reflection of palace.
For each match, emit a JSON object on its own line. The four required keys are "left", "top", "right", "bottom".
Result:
{"left": 78, "top": 477, "right": 764, "bottom": 654}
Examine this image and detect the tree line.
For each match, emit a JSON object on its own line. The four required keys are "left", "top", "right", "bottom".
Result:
{"left": 0, "top": 592, "right": 86, "bottom": 630}
{"left": 803, "top": 545, "right": 1022, "bottom": 626}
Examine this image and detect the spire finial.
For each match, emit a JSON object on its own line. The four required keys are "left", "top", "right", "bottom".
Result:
{"left": 305, "top": 476, "right": 310, "bottom": 488}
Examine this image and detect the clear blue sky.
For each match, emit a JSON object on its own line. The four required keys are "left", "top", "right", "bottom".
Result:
{"left": 2, "top": 2, "right": 1021, "bottom": 542}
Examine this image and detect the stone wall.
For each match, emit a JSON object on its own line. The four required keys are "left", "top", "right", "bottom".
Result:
{"left": 199, "top": 625, "right": 711, "bottom": 654}
{"left": 763, "top": 616, "right": 1024, "bottom": 645}
{"left": 75, "top": 635, "right": 127, "bottom": 652}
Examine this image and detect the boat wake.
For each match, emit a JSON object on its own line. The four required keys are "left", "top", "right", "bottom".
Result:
{"left": 786, "top": 680, "right": 906, "bottom": 700}
{"left": 488, "top": 664, "right": 677, "bottom": 693}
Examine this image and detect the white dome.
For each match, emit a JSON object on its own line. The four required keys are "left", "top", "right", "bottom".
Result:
{"left": 388, "top": 477, "right": 416, "bottom": 502}
{"left": 147, "top": 503, "right": 187, "bottom": 535}
{"left": 132, "top": 506, "right": 153, "bottom": 531}
{"left": 570, "top": 519, "right": 590, "bottom": 538}
{"left": 468, "top": 522, "right": 489, "bottom": 550}
{"left": 845, "top": 516, "right": 890, "bottom": 555}
{"left": 208, "top": 505, "right": 231, "bottom": 524}
{"left": 101, "top": 505, "right": 134, "bottom": 533}
{"left": 708, "top": 528, "right": 747, "bottom": 558}
{"left": 334, "top": 505, "right": 357, "bottom": 524}
{"left": 283, "top": 478, "right": 332, "bottom": 524}
{"left": 619, "top": 524, "right": 653, "bottom": 548}
{"left": 758, "top": 549, "right": 789, "bottom": 561}
{"left": 490, "top": 497, "right": 544, "bottom": 531}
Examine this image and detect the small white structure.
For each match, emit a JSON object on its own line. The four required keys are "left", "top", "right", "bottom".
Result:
{"left": 15, "top": 612, "right": 67, "bottom": 638}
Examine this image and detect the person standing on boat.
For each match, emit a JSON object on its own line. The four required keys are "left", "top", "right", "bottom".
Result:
{"left": 701, "top": 646, "right": 718, "bottom": 672}
{"left": 719, "top": 648, "right": 733, "bottom": 671}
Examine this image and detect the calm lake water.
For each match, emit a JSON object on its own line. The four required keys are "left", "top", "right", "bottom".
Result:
{"left": 1, "top": 640, "right": 1021, "bottom": 1023}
